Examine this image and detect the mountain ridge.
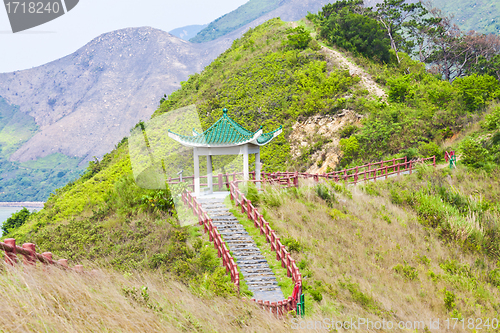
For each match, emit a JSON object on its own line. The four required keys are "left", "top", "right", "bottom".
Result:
{"left": 0, "top": 27, "right": 232, "bottom": 165}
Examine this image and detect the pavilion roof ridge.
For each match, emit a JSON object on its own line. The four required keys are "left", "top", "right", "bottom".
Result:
{"left": 168, "top": 108, "right": 281, "bottom": 147}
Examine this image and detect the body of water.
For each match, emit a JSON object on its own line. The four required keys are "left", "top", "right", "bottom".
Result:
{"left": 0, "top": 203, "right": 44, "bottom": 226}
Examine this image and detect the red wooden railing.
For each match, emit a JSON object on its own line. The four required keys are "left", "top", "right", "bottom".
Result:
{"left": 230, "top": 181, "right": 303, "bottom": 317}
{"left": 261, "top": 156, "right": 436, "bottom": 184}
{"left": 181, "top": 191, "right": 240, "bottom": 292}
{"left": 167, "top": 156, "right": 436, "bottom": 190}
{"left": 0, "top": 238, "right": 83, "bottom": 271}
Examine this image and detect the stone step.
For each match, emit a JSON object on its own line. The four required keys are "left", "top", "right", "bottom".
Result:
{"left": 236, "top": 259, "right": 268, "bottom": 266}
{"left": 201, "top": 199, "right": 284, "bottom": 302}
{"left": 243, "top": 273, "right": 276, "bottom": 280}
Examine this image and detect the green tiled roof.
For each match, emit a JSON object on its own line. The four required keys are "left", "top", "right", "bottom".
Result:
{"left": 168, "top": 108, "right": 282, "bottom": 147}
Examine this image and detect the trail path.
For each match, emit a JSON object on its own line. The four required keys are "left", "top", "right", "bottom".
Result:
{"left": 321, "top": 46, "right": 387, "bottom": 100}
{"left": 197, "top": 196, "right": 284, "bottom": 302}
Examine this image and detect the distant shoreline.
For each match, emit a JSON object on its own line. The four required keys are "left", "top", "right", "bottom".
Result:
{"left": 0, "top": 202, "right": 44, "bottom": 208}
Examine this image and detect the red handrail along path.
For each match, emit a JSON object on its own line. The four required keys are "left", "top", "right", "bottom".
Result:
{"left": 181, "top": 191, "right": 240, "bottom": 292}
{"left": 1, "top": 238, "right": 83, "bottom": 272}
{"left": 230, "top": 182, "right": 304, "bottom": 317}
{"left": 264, "top": 156, "right": 436, "bottom": 185}
{"left": 166, "top": 156, "right": 436, "bottom": 190}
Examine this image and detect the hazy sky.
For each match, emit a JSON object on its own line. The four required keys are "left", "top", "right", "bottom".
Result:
{"left": 0, "top": 0, "right": 248, "bottom": 73}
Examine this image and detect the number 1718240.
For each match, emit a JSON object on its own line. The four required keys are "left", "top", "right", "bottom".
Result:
{"left": 5, "top": 2, "right": 61, "bottom": 14}
{"left": 445, "top": 318, "right": 499, "bottom": 330}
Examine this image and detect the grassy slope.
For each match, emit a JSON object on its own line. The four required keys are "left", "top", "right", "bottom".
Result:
{"left": 189, "top": 0, "right": 282, "bottom": 43}
{"left": 159, "top": 18, "right": 363, "bottom": 173}
{"left": 253, "top": 178, "right": 500, "bottom": 329}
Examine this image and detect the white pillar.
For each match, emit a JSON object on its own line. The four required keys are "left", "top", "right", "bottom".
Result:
{"left": 255, "top": 150, "right": 261, "bottom": 189}
{"left": 193, "top": 148, "right": 200, "bottom": 195}
{"left": 207, "top": 155, "right": 213, "bottom": 194}
{"left": 243, "top": 144, "right": 249, "bottom": 181}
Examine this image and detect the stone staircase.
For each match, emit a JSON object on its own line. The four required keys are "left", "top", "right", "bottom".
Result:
{"left": 197, "top": 196, "right": 284, "bottom": 302}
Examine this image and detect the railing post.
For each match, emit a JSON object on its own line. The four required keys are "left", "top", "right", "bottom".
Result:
{"left": 247, "top": 200, "right": 251, "bottom": 220}
{"left": 4, "top": 238, "right": 17, "bottom": 265}
{"left": 355, "top": 166, "right": 358, "bottom": 184}
{"left": 410, "top": 161, "right": 413, "bottom": 175}
{"left": 22, "top": 243, "right": 36, "bottom": 266}
{"left": 218, "top": 173, "right": 223, "bottom": 191}
{"left": 58, "top": 259, "right": 68, "bottom": 268}
{"left": 385, "top": 166, "right": 388, "bottom": 179}
{"left": 433, "top": 155, "right": 436, "bottom": 167}
{"left": 41, "top": 252, "right": 52, "bottom": 265}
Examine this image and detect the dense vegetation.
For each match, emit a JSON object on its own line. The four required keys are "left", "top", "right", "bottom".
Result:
{"left": 0, "top": 96, "right": 83, "bottom": 201}
{"left": 304, "top": 1, "right": 500, "bottom": 169}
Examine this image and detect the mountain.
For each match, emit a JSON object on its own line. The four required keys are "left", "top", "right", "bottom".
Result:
{"left": 169, "top": 24, "right": 208, "bottom": 41}
{"left": 190, "top": 0, "right": 341, "bottom": 43}
{"left": 0, "top": 27, "right": 233, "bottom": 201}
{"left": 0, "top": 27, "right": 232, "bottom": 166}
{"left": 431, "top": 0, "right": 500, "bottom": 34}
{"left": 364, "top": 0, "right": 500, "bottom": 35}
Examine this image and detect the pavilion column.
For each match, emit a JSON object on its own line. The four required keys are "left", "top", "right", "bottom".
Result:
{"left": 207, "top": 155, "right": 213, "bottom": 194}
{"left": 255, "top": 149, "right": 261, "bottom": 189}
{"left": 243, "top": 144, "right": 249, "bottom": 181}
{"left": 193, "top": 148, "right": 200, "bottom": 195}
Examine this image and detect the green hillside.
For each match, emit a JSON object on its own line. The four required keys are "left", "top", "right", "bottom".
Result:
{"left": 0, "top": 96, "right": 84, "bottom": 201}
{"left": 189, "top": 0, "right": 282, "bottom": 43}
{"left": 432, "top": 0, "right": 500, "bottom": 34}
{"left": 2, "top": 11, "right": 500, "bottom": 330}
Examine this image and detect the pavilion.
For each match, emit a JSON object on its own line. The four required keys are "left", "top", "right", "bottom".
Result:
{"left": 167, "top": 108, "right": 282, "bottom": 195}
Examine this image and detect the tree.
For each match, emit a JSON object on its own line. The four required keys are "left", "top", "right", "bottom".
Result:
{"left": 375, "top": 0, "right": 429, "bottom": 63}
{"left": 2, "top": 207, "right": 31, "bottom": 236}
{"left": 320, "top": 6, "right": 391, "bottom": 63}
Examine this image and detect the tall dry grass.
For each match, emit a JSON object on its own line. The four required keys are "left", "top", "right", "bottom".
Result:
{"left": 0, "top": 264, "right": 295, "bottom": 332}
{"left": 255, "top": 180, "right": 500, "bottom": 332}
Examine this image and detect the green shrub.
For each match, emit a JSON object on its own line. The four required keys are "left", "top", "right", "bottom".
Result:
{"left": 443, "top": 288, "right": 456, "bottom": 311}
{"left": 339, "top": 124, "right": 358, "bottom": 138}
{"left": 317, "top": 4, "right": 391, "bottom": 63}
{"left": 284, "top": 26, "right": 312, "bottom": 50}
{"left": 388, "top": 75, "right": 414, "bottom": 103}
{"left": 484, "top": 106, "right": 500, "bottom": 130}
{"left": 282, "top": 237, "right": 303, "bottom": 253}
{"left": 453, "top": 74, "right": 500, "bottom": 112}
{"left": 315, "top": 183, "right": 334, "bottom": 204}
{"left": 339, "top": 136, "right": 359, "bottom": 166}
{"left": 393, "top": 263, "right": 418, "bottom": 280}
{"left": 418, "top": 141, "right": 442, "bottom": 161}
{"left": 245, "top": 183, "right": 260, "bottom": 205}
{"left": 459, "top": 137, "right": 489, "bottom": 168}
{"left": 2, "top": 207, "right": 32, "bottom": 236}
{"left": 488, "top": 269, "right": 500, "bottom": 287}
